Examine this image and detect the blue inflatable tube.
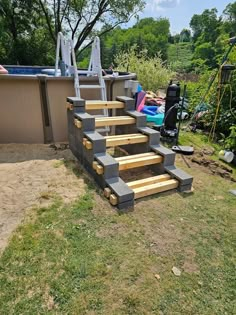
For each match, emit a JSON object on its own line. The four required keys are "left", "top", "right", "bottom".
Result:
{"left": 141, "top": 107, "right": 157, "bottom": 116}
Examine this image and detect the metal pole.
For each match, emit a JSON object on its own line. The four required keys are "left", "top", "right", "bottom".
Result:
{"left": 199, "top": 40, "right": 235, "bottom": 104}
{"left": 176, "top": 84, "right": 187, "bottom": 145}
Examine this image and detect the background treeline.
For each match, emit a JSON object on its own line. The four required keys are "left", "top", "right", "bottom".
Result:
{"left": 1, "top": 1, "right": 236, "bottom": 74}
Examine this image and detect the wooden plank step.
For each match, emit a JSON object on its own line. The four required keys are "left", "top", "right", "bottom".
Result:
{"left": 93, "top": 152, "right": 162, "bottom": 175}
{"left": 95, "top": 116, "right": 135, "bottom": 127}
{"left": 104, "top": 133, "right": 138, "bottom": 139}
{"left": 115, "top": 152, "right": 156, "bottom": 162}
{"left": 133, "top": 179, "right": 179, "bottom": 199}
{"left": 85, "top": 100, "right": 124, "bottom": 110}
{"left": 127, "top": 174, "right": 171, "bottom": 189}
{"left": 74, "top": 116, "right": 135, "bottom": 129}
{"left": 117, "top": 153, "right": 162, "bottom": 171}
{"left": 105, "top": 133, "right": 148, "bottom": 147}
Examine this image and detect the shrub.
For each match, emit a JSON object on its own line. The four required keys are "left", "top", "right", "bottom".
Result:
{"left": 115, "top": 46, "right": 175, "bottom": 91}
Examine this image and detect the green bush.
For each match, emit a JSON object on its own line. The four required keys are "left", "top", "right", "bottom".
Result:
{"left": 115, "top": 46, "right": 175, "bottom": 91}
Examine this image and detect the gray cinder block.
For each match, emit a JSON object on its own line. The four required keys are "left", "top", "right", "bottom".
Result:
{"left": 73, "top": 127, "right": 84, "bottom": 162}
{"left": 165, "top": 165, "right": 193, "bottom": 186}
{"left": 117, "top": 199, "right": 135, "bottom": 210}
{"left": 151, "top": 144, "right": 176, "bottom": 166}
{"left": 67, "top": 97, "right": 86, "bottom": 113}
{"left": 95, "top": 153, "right": 119, "bottom": 179}
{"left": 178, "top": 183, "right": 192, "bottom": 192}
{"left": 126, "top": 110, "right": 147, "bottom": 128}
{"left": 106, "top": 177, "right": 134, "bottom": 203}
{"left": 138, "top": 127, "right": 160, "bottom": 145}
{"left": 116, "top": 96, "right": 136, "bottom": 111}
{"left": 74, "top": 112, "right": 95, "bottom": 132}
{"left": 83, "top": 131, "right": 106, "bottom": 164}
{"left": 67, "top": 97, "right": 85, "bottom": 107}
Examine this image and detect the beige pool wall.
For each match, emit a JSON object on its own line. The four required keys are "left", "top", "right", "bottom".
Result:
{"left": 0, "top": 74, "right": 137, "bottom": 144}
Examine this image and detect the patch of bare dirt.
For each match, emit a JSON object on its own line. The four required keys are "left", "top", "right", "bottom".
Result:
{"left": 190, "top": 147, "right": 236, "bottom": 182}
{"left": 0, "top": 144, "right": 85, "bottom": 254}
{"left": 120, "top": 166, "right": 155, "bottom": 183}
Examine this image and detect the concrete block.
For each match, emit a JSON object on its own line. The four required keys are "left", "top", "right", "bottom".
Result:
{"left": 67, "top": 106, "right": 82, "bottom": 160}
{"left": 126, "top": 110, "right": 147, "bottom": 128}
{"left": 67, "top": 107, "right": 75, "bottom": 141}
{"left": 151, "top": 144, "right": 176, "bottom": 166}
{"left": 178, "top": 183, "right": 192, "bottom": 192}
{"left": 83, "top": 159, "right": 106, "bottom": 188}
{"left": 84, "top": 131, "right": 106, "bottom": 153}
{"left": 138, "top": 127, "right": 160, "bottom": 145}
{"left": 72, "top": 127, "right": 84, "bottom": 162}
{"left": 117, "top": 199, "right": 135, "bottom": 210}
{"left": 106, "top": 177, "right": 134, "bottom": 203}
{"left": 95, "top": 153, "right": 119, "bottom": 179}
{"left": 67, "top": 97, "right": 85, "bottom": 107}
{"left": 67, "top": 97, "right": 86, "bottom": 113}
{"left": 83, "top": 131, "right": 106, "bottom": 164}
{"left": 165, "top": 165, "right": 193, "bottom": 186}
{"left": 116, "top": 96, "right": 135, "bottom": 111}
{"left": 74, "top": 112, "right": 95, "bottom": 132}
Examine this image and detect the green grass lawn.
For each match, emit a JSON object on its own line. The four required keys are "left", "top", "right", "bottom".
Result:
{"left": 0, "top": 133, "right": 235, "bottom": 314}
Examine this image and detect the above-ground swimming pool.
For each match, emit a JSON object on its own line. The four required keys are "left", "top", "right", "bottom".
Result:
{"left": 0, "top": 66, "right": 138, "bottom": 144}
{"left": 4, "top": 66, "right": 130, "bottom": 77}
{"left": 5, "top": 66, "right": 53, "bottom": 75}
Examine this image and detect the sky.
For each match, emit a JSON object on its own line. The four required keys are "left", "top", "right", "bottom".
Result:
{"left": 127, "top": 0, "right": 233, "bottom": 33}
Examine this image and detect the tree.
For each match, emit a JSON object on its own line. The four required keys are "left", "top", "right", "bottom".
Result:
{"left": 190, "top": 8, "right": 220, "bottom": 43}
{"left": 180, "top": 28, "right": 191, "bottom": 42}
{"left": 0, "top": 0, "right": 55, "bottom": 64}
{"left": 36, "top": 0, "right": 145, "bottom": 54}
{"left": 222, "top": 2, "right": 236, "bottom": 36}
{"left": 190, "top": 8, "right": 222, "bottom": 70}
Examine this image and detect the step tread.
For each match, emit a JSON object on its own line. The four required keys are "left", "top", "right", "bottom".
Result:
{"left": 105, "top": 133, "right": 148, "bottom": 147}
{"left": 126, "top": 174, "right": 171, "bottom": 189}
{"left": 115, "top": 152, "right": 156, "bottom": 162}
{"left": 95, "top": 116, "right": 134, "bottom": 121}
{"left": 95, "top": 116, "right": 135, "bottom": 127}
{"left": 104, "top": 133, "right": 140, "bottom": 139}
{"left": 133, "top": 179, "right": 179, "bottom": 199}
{"left": 85, "top": 101, "right": 124, "bottom": 110}
{"left": 118, "top": 154, "right": 162, "bottom": 170}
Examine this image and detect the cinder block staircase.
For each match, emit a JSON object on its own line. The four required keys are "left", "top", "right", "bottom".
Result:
{"left": 66, "top": 96, "right": 193, "bottom": 209}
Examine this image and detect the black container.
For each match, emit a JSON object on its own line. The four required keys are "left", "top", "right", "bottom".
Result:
{"left": 220, "top": 64, "right": 235, "bottom": 84}
{"left": 164, "top": 81, "right": 181, "bottom": 130}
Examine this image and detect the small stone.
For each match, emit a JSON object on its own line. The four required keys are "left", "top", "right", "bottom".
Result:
{"left": 154, "top": 274, "right": 160, "bottom": 280}
{"left": 172, "top": 266, "right": 181, "bottom": 276}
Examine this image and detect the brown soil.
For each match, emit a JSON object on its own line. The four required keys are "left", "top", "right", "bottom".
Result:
{"left": 189, "top": 148, "right": 236, "bottom": 182}
{"left": 0, "top": 144, "right": 85, "bottom": 254}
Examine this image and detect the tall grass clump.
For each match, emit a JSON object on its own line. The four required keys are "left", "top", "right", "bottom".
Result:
{"left": 115, "top": 46, "right": 175, "bottom": 91}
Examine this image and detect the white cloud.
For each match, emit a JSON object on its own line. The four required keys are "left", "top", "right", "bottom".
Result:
{"left": 146, "top": 0, "right": 181, "bottom": 12}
